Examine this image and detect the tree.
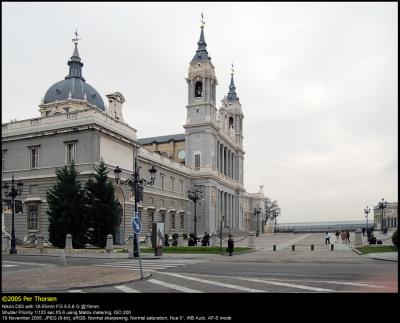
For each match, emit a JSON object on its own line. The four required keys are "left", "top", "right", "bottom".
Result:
{"left": 47, "top": 164, "right": 88, "bottom": 248}
{"left": 264, "top": 198, "right": 279, "bottom": 224}
{"left": 86, "top": 160, "right": 120, "bottom": 248}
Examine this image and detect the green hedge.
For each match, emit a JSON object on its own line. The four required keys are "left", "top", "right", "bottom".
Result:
{"left": 392, "top": 229, "right": 398, "bottom": 248}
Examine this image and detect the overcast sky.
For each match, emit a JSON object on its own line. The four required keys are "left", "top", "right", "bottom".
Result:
{"left": 2, "top": 2, "right": 398, "bottom": 223}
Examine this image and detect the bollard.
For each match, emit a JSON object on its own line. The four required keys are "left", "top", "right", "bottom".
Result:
{"left": 177, "top": 230, "right": 184, "bottom": 247}
{"left": 37, "top": 235, "right": 44, "bottom": 252}
{"left": 248, "top": 232, "right": 256, "bottom": 249}
{"left": 292, "top": 244, "right": 295, "bottom": 251}
{"left": 354, "top": 229, "right": 362, "bottom": 246}
{"left": 2, "top": 235, "right": 11, "bottom": 252}
{"left": 211, "top": 235, "right": 218, "bottom": 247}
{"left": 273, "top": 244, "right": 276, "bottom": 251}
{"left": 106, "top": 234, "right": 113, "bottom": 253}
{"left": 65, "top": 234, "right": 73, "bottom": 251}
{"left": 128, "top": 234, "right": 134, "bottom": 258}
{"left": 145, "top": 233, "right": 152, "bottom": 248}
{"left": 330, "top": 243, "right": 334, "bottom": 251}
{"left": 311, "top": 244, "right": 314, "bottom": 251}
{"left": 59, "top": 249, "right": 67, "bottom": 267}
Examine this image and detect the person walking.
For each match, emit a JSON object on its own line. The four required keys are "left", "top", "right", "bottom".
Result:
{"left": 341, "top": 230, "right": 347, "bottom": 244}
{"left": 227, "top": 234, "right": 234, "bottom": 256}
{"left": 325, "top": 232, "right": 331, "bottom": 244}
{"left": 346, "top": 230, "right": 351, "bottom": 243}
{"left": 335, "top": 230, "right": 340, "bottom": 243}
{"left": 362, "top": 228, "right": 366, "bottom": 237}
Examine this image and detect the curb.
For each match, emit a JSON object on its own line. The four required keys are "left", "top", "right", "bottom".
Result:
{"left": 352, "top": 248, "right": 363, "bottom": 255}
{"left": 218, "top": 248, "right": 256, "bottom": 256}
{"left": 365, "top": 256, "right": 398, "bottom": 263}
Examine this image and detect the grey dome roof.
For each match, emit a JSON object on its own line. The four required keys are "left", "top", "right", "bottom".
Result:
{"left": 43, "top": 78, "right": 105, "bottom": 110}
{"left": 43, "top": 42, "right": 105, "bottom": 110}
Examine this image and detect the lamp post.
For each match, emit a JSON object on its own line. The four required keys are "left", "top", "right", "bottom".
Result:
{"left": 254, "top": 205, "right": 261, "bottom": 237}
{"left": 2, "top": 175, "right": 23, "bottom": 255}
{"left": 364, "top": 206, "right": 370, "bottom": 231}
{"left": 188, "top": 188, "right": 203, "bottom": 237}
{"left": 377, "top": 198, "right": 388, "bottom": 231}
{"left": 114, "top": 159, "right": 157, "bottom": 257}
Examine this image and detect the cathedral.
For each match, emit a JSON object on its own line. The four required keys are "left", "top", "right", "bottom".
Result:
{"left": 2, "top": 20, "right": 267, "bottom": 244}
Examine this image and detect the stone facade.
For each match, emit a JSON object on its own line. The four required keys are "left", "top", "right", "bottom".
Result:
{"left": 2, "top": 22, "right": 268, "bottom": 244}
{"left": 373, "top": 202, "right": 398, "bottom": 230}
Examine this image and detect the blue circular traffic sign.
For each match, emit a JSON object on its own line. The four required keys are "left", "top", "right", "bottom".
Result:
{"left": 132, "top": 216, "right": 142, "bottom": 234}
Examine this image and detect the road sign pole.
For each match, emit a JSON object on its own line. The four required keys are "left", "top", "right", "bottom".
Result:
{"left": 132, "top": 213, "right": 144, "bottom": 279}
{"left": 136, "top": 234, "right": 144, "bottom": 280}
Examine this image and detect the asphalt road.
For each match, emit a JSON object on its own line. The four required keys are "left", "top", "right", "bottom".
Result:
{"left": 2, "top": 253, "right": 397, "bottom": 293}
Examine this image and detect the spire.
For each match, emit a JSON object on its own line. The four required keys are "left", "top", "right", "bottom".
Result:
{"left": 227, "top": 63, "right": 238, "bottom": 101}
{"left": 191, "top": 13, "right": 211, "bottom": 63}
{"left": 65, "top": 29, "right": 85, "bottom": 81}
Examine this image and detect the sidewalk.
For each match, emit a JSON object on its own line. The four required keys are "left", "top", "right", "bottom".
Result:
{"left": 361, "top": 252, "right": 398, "bottom": 262}
{"left": 2, "top": 266, "right": 151, "bottom": 293}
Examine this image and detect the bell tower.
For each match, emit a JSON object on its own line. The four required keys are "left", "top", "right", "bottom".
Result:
{"left": 185, "top": 15, "right": 218, "bottom": 126}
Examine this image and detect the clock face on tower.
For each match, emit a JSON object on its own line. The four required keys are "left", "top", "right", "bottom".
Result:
{"left": 177, "top": 150, "right": 186, "bottom": 160}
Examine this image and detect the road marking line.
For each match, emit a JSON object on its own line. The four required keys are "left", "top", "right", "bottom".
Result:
{"left": 2, "top": 264, "right": 18, "bottom": 268}
{"left": 115, "top": 285, "right": 141, "bottom": 293}
{"left": 101, "top": 263, "right": 178, "bottom": 267}
{"left": 148, "top": 279, "right": 204, "bottom": 293}
{"left": 2, "top": 260, "right": 53, "bottom": 266}
{"left": 158, "top": 272, "right": 267, "bottom": 293}
{"left": 94, "top": 265, "right": 168, "bottom": 270}
{"left": 237, "top": 278, "right": 335, "bottom": 292}
{"left": 285, "top": 280, "right": 386, "bottom": 288}
{"left": 68, "top": 289, "right": 84, "bottom": 293}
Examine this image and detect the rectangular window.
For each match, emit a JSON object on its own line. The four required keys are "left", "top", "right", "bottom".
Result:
{"left": 160, "top": 211, "right": 166, "bottom": 223}
{"left": 29, "top": 185, "right": 38, "bottom": 195}
{"left": 171, "top": 177, "right": 175, "bottom": 192}
{"left": 65, "top": 143, "right": 76, "bottom": 164}
{"left": 160, "top": 174, "right": 165, "bottom": 190}
{"left": 195, "top": 154, "right": 200, "bottom": 170}
{"left": 149, "top": 209, "right": 154, "bottom": 224}
{"left": 171, "top": 212, "right": 176, "bottom": 230}
{"left": 161, "top": 199, "right": 165, "bottom": 207}
{"left": 149, "top": 197, "right": 154, "bottom": 205}
{"left": 180, "top": 214, "right": 184, "bottom": 229}
{"left": 28, "top": 205, "right": 38, "bottom": 230}
{"left": 30, "top": 147, "right": 39, "bottom": 169}
{"left": 180, "top": 180, "right": 184, "bottom": 194}
{"left": 2, "top": 150, "right": 6, "bottom": 171}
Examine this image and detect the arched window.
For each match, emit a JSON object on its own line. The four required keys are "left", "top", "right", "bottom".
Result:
{"left": 195, "top": 81, "right": 202, "bottom": 97}
{"left": 229, "top": 117, "right": 234, "bottom": 129}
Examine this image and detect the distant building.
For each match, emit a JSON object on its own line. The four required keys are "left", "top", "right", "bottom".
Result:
{"left": 373, "top": 202, "right": 398, "bottom": 230}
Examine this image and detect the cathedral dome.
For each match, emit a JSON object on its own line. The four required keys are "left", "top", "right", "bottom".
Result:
{"left": 43, "top": 78, "right": 105, "bottom": 110}
{"left": 43, "top": 37, "right": 105, "bottom": 111}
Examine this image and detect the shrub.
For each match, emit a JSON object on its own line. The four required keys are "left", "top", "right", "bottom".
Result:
{"left": 392, "top": 229, "right": 398, "bottom": 248}
{"left": 172, "top": 233, "right": 178, "bottom": 240}
{"left": 182, "top": 233, "right": 188, "bottom": 240}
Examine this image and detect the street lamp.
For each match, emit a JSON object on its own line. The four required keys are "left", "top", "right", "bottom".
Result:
{"left": 364, "top": 206, "right": 370, "bottom": 231}
{"left": 2, "top": 175, "right": 23, "bottom": 255}
{"left": 254, "top": 205, "right": 261, "bottom": 237}
{"left": 377, "top": 198, "right": 388, "bottom": 231}
{"left": 188, "top": 188, "right": 202, "bottom": 237}
{"left": 114, "top": 159, "right": 157, "bottom": 257}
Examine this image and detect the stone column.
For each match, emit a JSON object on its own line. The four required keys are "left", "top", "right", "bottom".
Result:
{"left": 65, "top": 234, "right": 73, "bottom": 251}
{"left": 248, "top": 232, "right": 256, "bottom": 249}
{"left": 106, "top": 234, "right": 113, "bottom": 253}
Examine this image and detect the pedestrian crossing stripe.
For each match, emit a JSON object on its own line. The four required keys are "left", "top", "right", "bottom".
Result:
{"left": 2, "top": 260, "right": 54, "bottom": 267}
{"left": 2, "top": 264, "right": 18, "bottom": 268}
